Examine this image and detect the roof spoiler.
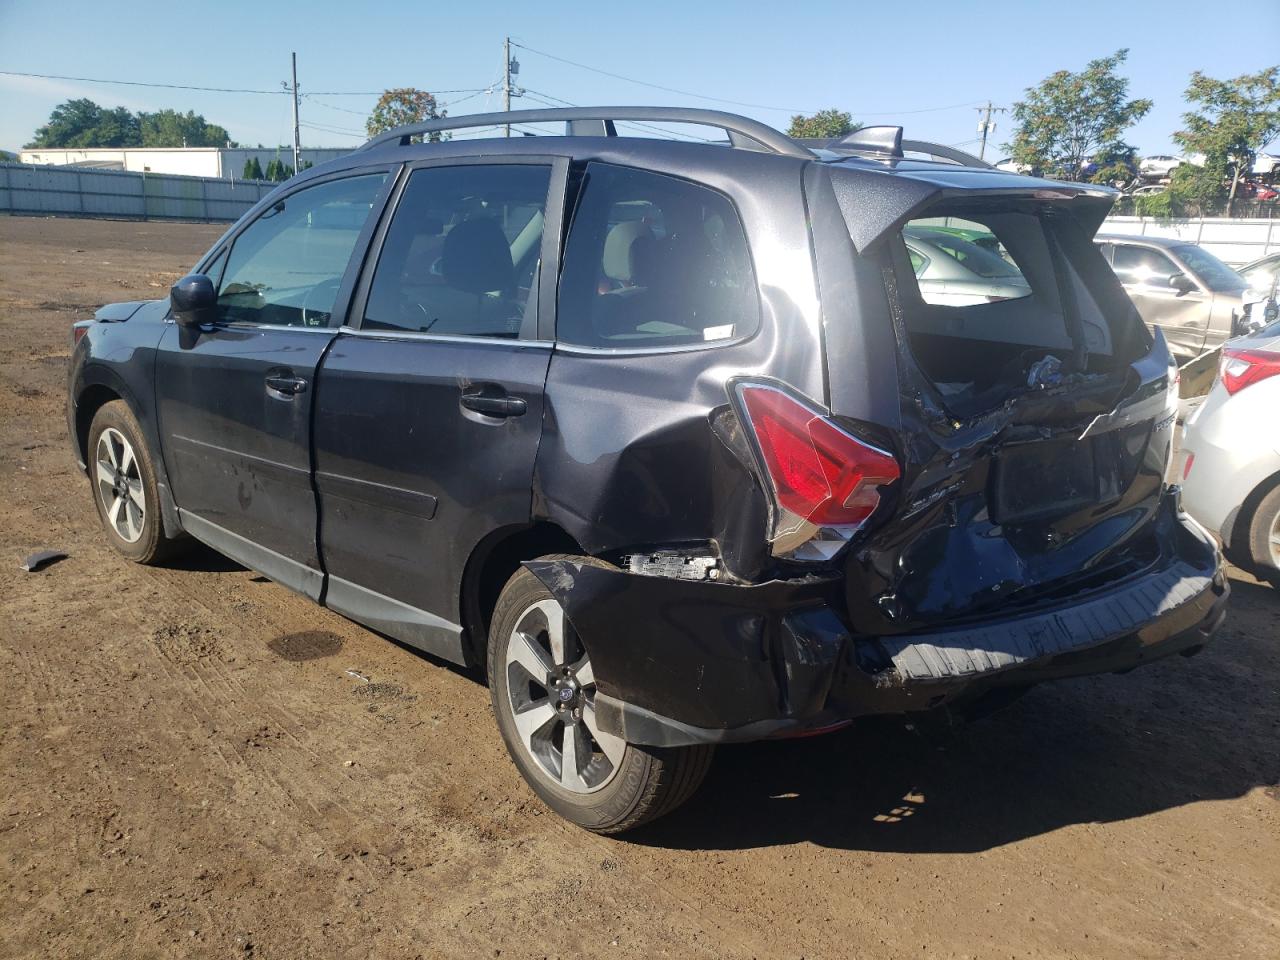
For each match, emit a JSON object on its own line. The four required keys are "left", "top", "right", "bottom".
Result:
{"left": 824, "top": 164, "right": 1118, "bottom": 253}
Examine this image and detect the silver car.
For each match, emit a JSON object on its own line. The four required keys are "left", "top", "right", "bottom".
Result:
{"left": 1096, "top": 235, "right": 1251, "bottom": 362}
{"left": 1180, "top": 328, "right": 1280, "bottom": 588}
{"left": 904, "top": 228, "right": 1030, "bottom": 306}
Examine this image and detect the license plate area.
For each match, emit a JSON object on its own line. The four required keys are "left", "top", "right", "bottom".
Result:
{"left": 990, "top": 435, "right": 1099, "bottom": 524}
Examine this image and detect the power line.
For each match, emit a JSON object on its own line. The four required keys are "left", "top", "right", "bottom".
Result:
{"left": 520, "top": 88, "right": 719, "bottom": 142}
{"left": 512, "top": 42, "right": 986, "bottom": 118}
{"left": 0, "top": 69, "right": 486, "bottom": 98}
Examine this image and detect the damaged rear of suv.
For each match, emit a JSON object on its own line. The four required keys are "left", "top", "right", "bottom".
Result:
{"left": 70, "top": 108, "right": 1227, "bottom": 835}
{"left": 499, "top": 119, "right": 1226, "bottom": 831}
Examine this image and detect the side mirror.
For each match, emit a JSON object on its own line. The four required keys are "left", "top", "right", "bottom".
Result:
{"left": 170, "top": 274, "right": 217, "bottom": 328}
{"left": 1168, "top": 273, "right": 1195, "bottom": 296}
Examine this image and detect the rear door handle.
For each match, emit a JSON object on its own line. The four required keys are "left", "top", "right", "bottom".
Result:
{"left": 265, "top": 372, "right": 309, "bottom": 396}
{"left": 460, "top": 391, "right": 527, "bottom": 418}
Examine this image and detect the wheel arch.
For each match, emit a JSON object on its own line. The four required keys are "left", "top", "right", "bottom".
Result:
{"left": 74, "top": 371, "right": 183, "bottom": 539}
{"left": 461, "top": 521, "right": 585, "bottom": 673}
{"left": 1227, "top": 467, "right": 1280, "bottom": 565}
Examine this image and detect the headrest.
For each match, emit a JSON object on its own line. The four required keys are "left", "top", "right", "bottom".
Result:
{"left": 602, "top": 220, "right": 652, "bottom": 284}
{"left": 442, "top": 218, "right": 514, "bottom": 294}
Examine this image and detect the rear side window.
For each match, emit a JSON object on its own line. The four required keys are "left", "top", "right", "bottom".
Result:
{"left": 363, "top": 163, "right": 552, "bottom": 338}
{"left": 556, "top": 163, "right": 758, "bottom": 349}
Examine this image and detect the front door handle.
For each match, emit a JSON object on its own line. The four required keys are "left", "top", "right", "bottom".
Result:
{"left": 265, "top": 371, "right": 309, "bottom": 397}
{"left": 460, "top": 390, "right": 527, "bottom": 418}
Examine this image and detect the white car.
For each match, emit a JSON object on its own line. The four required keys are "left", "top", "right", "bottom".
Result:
{"left": 1253, "top": 154, "right": 1280, "bottom": 177}
{"left": 1139, "top": 155, "right": 1185, "bottom": 179}
{"left": 993, "top": 157, "right": 1030, "bottom": 175}
{"left": 1180, "top": 330, "right": 1280, "bottom": 587}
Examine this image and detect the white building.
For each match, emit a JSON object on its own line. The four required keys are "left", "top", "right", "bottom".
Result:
{"left": 18, "top": 146, "right": 351, "bottom": 180}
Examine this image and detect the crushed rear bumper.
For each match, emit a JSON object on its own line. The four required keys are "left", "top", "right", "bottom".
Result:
{"left": 525, "top": 494, "right": 1228, "bottom": 747}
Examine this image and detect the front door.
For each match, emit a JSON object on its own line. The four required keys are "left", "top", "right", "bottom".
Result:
{"left": 311, "top": 158, "right": 565, "bottom": 661}
{"left": 1111, "top": 243, "right": 1211, "bottom": 360}
{"left": 155, "top": 170, "right": 394, "bottom": 597}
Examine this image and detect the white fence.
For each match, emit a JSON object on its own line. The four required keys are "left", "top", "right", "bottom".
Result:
{"left": 0, "top": 162, "right": 277, "bottom": 222}
{"left": 1100, "top": 216, "right": 1280, "bottom": 267}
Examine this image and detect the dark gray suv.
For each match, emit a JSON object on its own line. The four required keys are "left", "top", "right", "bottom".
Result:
{"left": 68, "top": 108, "right": 1227, "bottom": 832}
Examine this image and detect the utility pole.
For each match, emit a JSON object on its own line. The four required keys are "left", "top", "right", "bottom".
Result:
{"left": 975, "top": 101, "right": 1006, "bottom": 161}
{"left": 503, "top": 37, "right": 512, "bottom": 137}
{"left": 290, "top": 52, "right": 301, "bottom": 172}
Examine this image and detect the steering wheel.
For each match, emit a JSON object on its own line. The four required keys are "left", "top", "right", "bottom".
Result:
{"left": 300, "top": 277, "right": 343, "bottom": 327}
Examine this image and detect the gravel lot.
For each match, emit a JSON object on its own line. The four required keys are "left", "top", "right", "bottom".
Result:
{"left": 1, "top": 214, "right": 1277, "bottom": 960}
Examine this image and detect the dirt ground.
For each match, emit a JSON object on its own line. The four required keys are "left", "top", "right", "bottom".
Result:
{"left": 1, "top": 214, "right": 1277, "bottom": 960}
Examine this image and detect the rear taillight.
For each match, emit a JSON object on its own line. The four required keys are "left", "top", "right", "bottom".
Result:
{"left": 1219, "top": 347, "right": 1280, "bottom": 395}
{"left": 734, "top": 382, "right": 900, "bottom": 559}
{"left": 72, "top": 324, "right": 89, "bottom": 347}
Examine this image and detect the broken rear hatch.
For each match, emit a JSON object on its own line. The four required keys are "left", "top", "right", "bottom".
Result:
{"left": 821, "top": 166, "right": 1180, "bottom": 636}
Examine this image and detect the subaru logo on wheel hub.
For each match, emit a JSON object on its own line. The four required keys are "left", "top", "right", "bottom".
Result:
{"left": 557, "top": 686, "right": 574, "bottom": 703}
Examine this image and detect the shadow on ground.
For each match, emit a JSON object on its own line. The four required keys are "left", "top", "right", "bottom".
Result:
{"left": 631, "top": 573, "right": 1279, "bottom": 853}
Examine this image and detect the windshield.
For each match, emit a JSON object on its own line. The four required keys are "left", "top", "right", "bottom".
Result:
{"left": 1173, "top": 244, "right": 1247, "bottom": 294}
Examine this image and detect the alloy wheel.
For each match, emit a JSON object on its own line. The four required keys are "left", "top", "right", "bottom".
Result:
{"left": 95, "top": 427, "right": 145, "bottom": 544}
{"left": 503, "top": 598, "right": 626, "bottom": 794}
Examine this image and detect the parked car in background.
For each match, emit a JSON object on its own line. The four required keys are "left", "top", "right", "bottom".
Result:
{"left": 67, "top": 106, "right": 1228, "bottom": 833}
{"left": 1252, "top": 153, "right": 1280, "bottom": 178}
{"left": 902, "top": 227, "right": 1028, "bottom": 305}
{"left": 993, "top": 157, "right": 1030, "bottom": 174}
{"left": 1239, "top": 252, "right": 1280, "bottom": 329}
{"left": 1096, "top": 235, "right": 1253, "bottom": 361}
{"left": 1181, "top": 329, "right": 1280, "bottom": 588}
{"left": 1238, "top": 180, "right": 1279, "bottom": 202}
{"left": 1138, "top": 155, "right": 1185, "bottom": 179}
{"left": 1128, "top": 184, "right": 1168, "bottom": 197}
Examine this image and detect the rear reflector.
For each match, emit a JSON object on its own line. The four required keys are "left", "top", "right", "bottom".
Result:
{"left": 1182, "top": 452, "right": 1195, "bottom": 481}
{"left": 1220, "top": 347, "right": 1280, "bottom": 395}
{"left": 72, "top": 324, "right": 89, "bottom": 346}
{"left": 736, "top": 383, "right": 900, "bottom": 529}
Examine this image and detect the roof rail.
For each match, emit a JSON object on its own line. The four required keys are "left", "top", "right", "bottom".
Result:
{"left": 358, "top": 106, "right": 815, "bottom": 159}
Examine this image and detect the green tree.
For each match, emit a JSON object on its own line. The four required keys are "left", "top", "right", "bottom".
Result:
{"left": 27, "top": 98, "right": 142, "bottom": 148}
{"left": 1008, "top": 50, "right": 1152, "bottom": 182}
{"left": 787, "top": 109, "right": 860, "bottom": 140}
{"left": 1172, "top": 67, "right": 1280, "bottom": 214}
{"left": 264, "top": 158, "right": 295, "bottom": 182}
{"left": 139, "top": 109, "right": 233, "bottom": 147}
{"left": 366, "top": 88, "right": 448, "bottom": 141}
{"left": 242, "top": 156, "right": 264, "bottom": 180}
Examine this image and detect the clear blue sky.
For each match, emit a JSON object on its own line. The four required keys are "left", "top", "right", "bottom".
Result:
{"left": 1, "top": 0, "right": 1275, "bottom": 156}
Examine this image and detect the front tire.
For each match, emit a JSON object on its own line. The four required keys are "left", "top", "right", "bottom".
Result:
{"left": 87, "top": 401, "right": 185, "bottom": 565}
{"left": 487, "top": 555, "right": 713, "bottom": 833}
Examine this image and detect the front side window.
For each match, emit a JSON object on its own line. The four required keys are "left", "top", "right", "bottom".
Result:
{"left": 1171, "top": 244, "right": 1246, "bottom": 295}
{"left": 556, "top": 163, "right": 759, "bottom": 349}
{"left": 216, "top": 174, "right": 387, "bottom": 327}
{"left": 363, "top": 163, "right": 552, "bottom": 337}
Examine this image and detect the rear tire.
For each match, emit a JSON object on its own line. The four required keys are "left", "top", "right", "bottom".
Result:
{"left": 87, "top": 401, "right": 186, "bottom": 565}
{"left": 487, "top": 554, "right": 713, "bottom": 833}
{"left": 1244, "top": 483, "right": 1280, "bottom": 589}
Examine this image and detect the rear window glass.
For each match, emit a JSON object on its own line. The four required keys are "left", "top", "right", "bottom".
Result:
{"left": 556, "top": 163, "right": 759, "bottom": 349}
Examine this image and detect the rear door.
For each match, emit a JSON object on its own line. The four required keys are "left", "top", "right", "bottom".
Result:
{"left": 1111, "top": 243, "right": 1211, "bottom": 359}
{"left": 312, "top": 157, "right": 566, "bottom": 661}
{"left": 155, "top": 169, "right": 394, "bottom": 597}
